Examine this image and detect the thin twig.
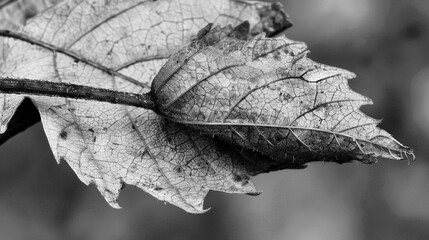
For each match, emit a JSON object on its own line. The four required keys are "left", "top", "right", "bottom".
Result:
{"left": 0, "top": 77, "right": 156, "bottom": 110}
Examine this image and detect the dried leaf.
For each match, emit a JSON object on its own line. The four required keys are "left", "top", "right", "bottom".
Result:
{"left": 0, "top": 0, "right": 63, "bottom": 145}
{"left": 153, "top": 24, "right": 413, "bottom": 166}
{"left": 0, "top": 0, "right": 63, "bottom": 30}
{"left": 0, "top": 0, "right": 291, "bottom": 213}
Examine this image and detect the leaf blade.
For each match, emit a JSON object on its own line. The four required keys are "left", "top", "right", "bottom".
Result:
{"left": 154, "top": 26, "right": 413, "bottom": 165}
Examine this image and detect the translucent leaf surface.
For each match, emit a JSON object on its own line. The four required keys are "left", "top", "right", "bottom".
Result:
{"left": 0, "top": 0, "right": 291, "bottom": 213}
{"left": 153, "top": 24, "right": 413, "bottom": 167}
{"left": 0, "top": 0, "right": 63, "bottom": 30}
{"left": 0, "top": 0, "right": 64, "bottom": 145}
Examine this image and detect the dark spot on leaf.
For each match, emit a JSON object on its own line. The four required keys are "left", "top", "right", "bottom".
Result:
{"left": 131, "top": 125, "right": 136, "bottom": 130}
{"left": 233, "top": 174, "right": 250, "bottom": 186}
{"left": 103, "top": 127, "right": 108, "bottom": 131}
{"left": 233, "top": 174, "right": 243, "bottom": 182}
{"left": 74, "top": 59, "right": 79, "bottom": 64}
{"left": 59, "top": 130, "right": 68, "bottom": 140}
{"left": 279, "top": 92, "right": 292, "bottom": 101}
{"left": 104, "top": 189, "right": 114, "bottom": 195}
{"left": 197, "top": 112, "right": 206, "bottom": 121}
{"left": 275, "top": 132, "right": 282, "bottom": 142}
{"left": 88, "top": 128, "right": 94, "bottom": 133}
{"left": 93, "top": 136, "right": 97, "bottom": 142}
{"left": 273, "top": 51, "right": 281, "bottom": 60}
{"left": 154, "top": 186, "right": 163, "bottom": 191}
{"left": 23, "top": 7, "right": 38, "bottom": 20}
{"left": 59, "top": 156, "right": 65, "bottom": 162}
{"left": 174, "top": 166, "right": 183, "bottom": 173}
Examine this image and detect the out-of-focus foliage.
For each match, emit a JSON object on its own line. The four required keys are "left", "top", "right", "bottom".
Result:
{"left": 0, "top": 0, "right": 427, "bottom": 239}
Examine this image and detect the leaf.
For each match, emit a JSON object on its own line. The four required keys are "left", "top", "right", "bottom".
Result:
{"left": 0, "top": 0, "right": 64, "bottom": 145}
{"left": 153, "top": 23, "right": 413, "bottom": 166}
{"left": 0, "top": 0, "right": 63, "bottom": 30}
{"left": 0, "top": 0, "right": 291, "bottom": 213}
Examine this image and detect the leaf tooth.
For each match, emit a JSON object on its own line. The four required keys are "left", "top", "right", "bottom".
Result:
{"left": 0, "top": 125, "right": 6, "bottom": 134}
{"left": 190, "top": 204, "right": 211, "bottom": 214}
{"left": 232, "top": 173, "right": 259, "bottom": 193}
{"left": 96, "top": 182, "right": 121, "bottom": 209}
{"left": 283, "top": 38, "right": 308, "bottom": 57}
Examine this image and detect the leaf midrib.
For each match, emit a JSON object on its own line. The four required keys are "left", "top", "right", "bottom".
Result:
{"left": 172, "top": 120, "right": 411, "bottom": 158}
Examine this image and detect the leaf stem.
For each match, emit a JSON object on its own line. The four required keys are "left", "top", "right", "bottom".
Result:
{"left": 0, "top": 78, "right": 156, "bottom": 110}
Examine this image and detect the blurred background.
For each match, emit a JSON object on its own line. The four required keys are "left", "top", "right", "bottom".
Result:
{"left": 0, "top": 0, "right": 428, "bottom": 239}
